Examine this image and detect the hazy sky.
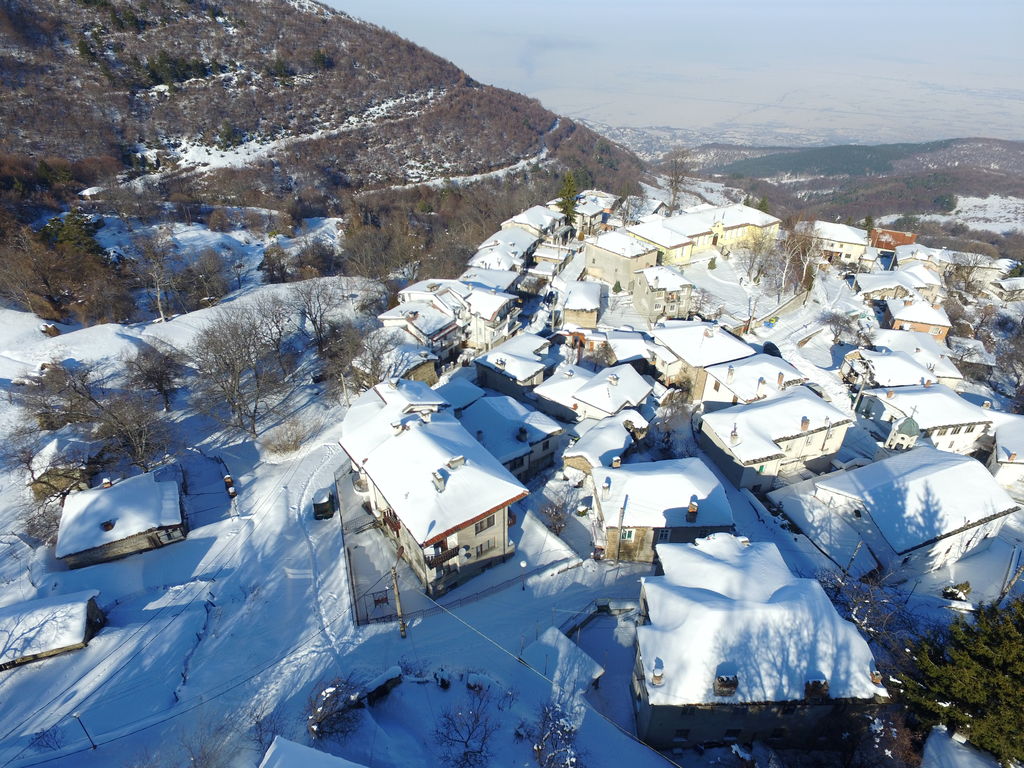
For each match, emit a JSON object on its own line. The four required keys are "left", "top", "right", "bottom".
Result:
{"left": 327, "top": 0, "right": 1024, "bottom": 146}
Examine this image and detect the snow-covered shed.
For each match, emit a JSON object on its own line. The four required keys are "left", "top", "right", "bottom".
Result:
{"left": 591, "top": 458, "right": 733, "bottom": 562}
{"left": 770, "top": 447, "right": 1019, "bottom": 575}
{"left": 259, "top": 736, "right": 367, "bottom": 768}
{"left": 699, "top": 386, "right": 852, "bottom": 492}
{"left": 458, "top": 396, "right": 562, "bottom": 481}
{"left": 0, "top": 590, "right": 105, "bottom": 671}
{"left": 339, "top": 379, "right": 528, "bottom": 596}
{"left": 633, "top": 534, "right": 885, "bottom": 749}
{"left": 57, "top": 472, "right": 187, "bottom": 570}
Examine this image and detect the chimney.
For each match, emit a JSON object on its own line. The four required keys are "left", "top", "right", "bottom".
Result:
{"left": 983, "top": 400, "right": 992, "bottom": 409}
{"left": 611, "top": 456, "right": 622, "bottom": 468}
{"left": 903, "top": 299, "right": 913, "bottom": 307}
{"left": 804, "top": 679, "right": 830, "bottom": 701}
{"left": 419, "top": 410, "right": 432, "bottom": 423}
{"left": 713, "top": 674, "right": 738, "bottom": 697}
{"left": 100, "top": 520, "right": 115, "bottom": 532}
{"left": 102, "top": 477, "right": 113, "bottom": 488}
{"left": 608, "top": 373, "right": 619, "bottom": 386}
{"left": 391, "top": 420, "right": 405, "bottom": 435}
{"left": 800, "top": 416, "right": 810, "bottom": 432}
{"left": 726, "top": 364, "right": 735, "bottom": 384}
{"left": 1009, "top": 452, "right": 1018, "bottom": 462}
{"left": 650, "top": 659, "right": 665, "bottom": 687}
{"left": 870, "top": 669, "right": 883, "bottom": 686}
{"left": 777, "top": 371, "right": 785, "bottom": 389}
{"left": 494, "top": 357, "right": 506, "bottom": 369}
{"left": 923, "top": 379, "right": 932, "bottom": 388}
{"left": 756, "top": 377, "right": 766, "bottom": 397}
{"left": 886, "top": 389, "right": 895, "bottom": 399}
{"left": 730, "top": 424, "right": 740, "bottom": 445}
{"left": 446, "top": 455, "right": 465, "bottom": 470}
{"left": 704, "top": 326, "right": 716, "bottom": 338}
{"left": 601, "top": 477, "right": 611, "bottom": 500}
{"left": 517, "top": 426, "right": 528, "bottom": 442}
{"left": 432, "top": 470, "right": 446, "bottom": 493}
{"left": 686, "top": 497, "right": 699, "bottom": 524}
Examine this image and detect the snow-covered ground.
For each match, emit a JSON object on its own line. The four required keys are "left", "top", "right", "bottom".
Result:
{"left": 879, "top": 194, "right": 1024, "bottom": 234}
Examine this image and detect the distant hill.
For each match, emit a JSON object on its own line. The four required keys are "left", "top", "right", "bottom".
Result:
{"left": 0, "top": 0, "right": 640, "bottom": 214}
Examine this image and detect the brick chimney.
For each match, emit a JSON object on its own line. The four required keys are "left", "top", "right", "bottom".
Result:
{"left": 923, "top": 379, "right": 932, "bottom": 388}
{"left": 730, "top": 424, "right": 740, "bottom": 445}
{"left": 686, "top": 498, "right": 699, "bottom": 523}
{"left": 1009, "top": 452, "right": 1018, "bottom": 462}
{"left": 777, "top": 371, "right": 785, "bottom": 388}
{"left": 517, "top": 426, "right": 528, "bottom": 442}
{"left": 886, "top": 389, "right": 895, "bottom": 399}
{"left": 650, "top": 658, "right": 665, "bottom": 687}
{"left": 800, "top": 416, "right": 810, "bottom": 431}
{"left": 611, "top": 456, "right": 622, "bottom": 468}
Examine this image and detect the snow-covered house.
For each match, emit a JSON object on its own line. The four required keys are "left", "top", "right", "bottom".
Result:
{"left": 339, "top": 379, "right": 528, "bottom": 596}
{"left": 563, "top": 410, "right": 648, "bottom": 474}
{"left": 502, "top": 205, "right": 568, "bottom": 242}
{"left": 396, "top": 278, "right": 520, "bottom": 352}
{"left": 57, "top": 471, "right": 188, "bottom": 570}
{"left": 584, "top": 230, "right": 659, "bottom": 291}
{"left": 433, "top": 378, "right": 484, "bottom": 416}
{"left": 378, "top": 301, "right": 463, "bottom": 364}
{"left": 259, "top": 736, "right": 367, "bottom": 768}
{"left": 661, "top": 203, "right": 780, "bottom": 256}
{"left": 534, "top": 363, "right": 654, "bottom": 423}
{"left": 592, "top": 459, "right": 733, "bottom": 562}
{"left": 530, "top": 243, "right": 576, "bottom": 278}
{"left": 470, "top": 228, "right": 539, "bottom": 271}
{"left": 633, "top": 534, "right": 885, "bottom": 749}
{"left": 800, "top": 221, "right": 869, "bottom": 267}
{"left": 560, "top": 280, "right": 603, "bottom": 328}
{"left": 869, "top": 228, "right": 918, "bottom": 253}
{"left": 631, "top": 265, "right": 693, "bottom": 323}
{"left": 576, "top": 329, "right": 671, "bottom": 379}
{"left": 892, "top": 244, "right": 1008, "bottom": 292}
{"left": 920, "top": 727, "right": 998, "bottom": 768}
{"left": 882, "top": 298, "right": 951, "bottom": 341}
{"left": 474, "top": 333, "right": 561, "bottom": 398}
{"left": 0, "top": 591, "right": 106, "bottom": 671}
{"left": 700, "top": 353, "right": 808, "bottom": 411}
{"left": 993, "top": 276, "right": 1024, "bottom": 302}
{"left": 988, "top": 416, "right": 1024, "bottom": 488}
{"left": 769, "top": 448, "right": 1019, "bottom": 575}
{"left": 458, "top": 396, "right": 562, "bottom": 481}
{"left": 854, "top": 265, "right": 944, "bottom": 304}
{"left": 649, "top": 320, "right": 755, "bottom": 393}
{"left": 699, "top": 387, "right": 853, "bottom": 492}
{"left": 841, "top": 348, "right": 943, "bottom": 390}
{"left": 869, "top": 329, "right": 963, "bottom": 389}
{"left": 458, "top": 267, "right": 521, "bottom": 295}
{"left": 625, "top": 219, "right": 694, "bottom": 265}
{"left": 856, "top": 384, "right": 992, "bottom": 455}
{"left": 562, "top": 189, "right": 618, "bottom": 236}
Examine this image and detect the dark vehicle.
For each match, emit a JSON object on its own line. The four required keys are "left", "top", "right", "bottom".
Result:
{"left": 312, "top": 490, "right": 337, "bottom": 520}
{"left": 762, "top": 341, "right": 783, "bottom": 358}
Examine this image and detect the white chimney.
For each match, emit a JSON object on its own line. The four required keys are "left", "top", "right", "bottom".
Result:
{"left": 756, "top": 376, "right": 766, "bottom": 397}
{"left": 601, "top": 477, "right": 611, "bottom": 500}
{"left": 800, "top": 415, "right": 810, "bottom": 432}
{"left": 650, "top": 659, "right": 665, "bottom": 687}
{"left": 432, "top": 471, "right": 446, "bottom": 492}
{"left": 608, "top": 373, "right": 619, "bottom": 386}
{"left": 611, "top": 456, "right": 621, "bottom": 468}
{"left": 729, "top": 424, "right": 740, "bottom": 445}
{"left": 726, "top": 365, "right": 735, "bottom": 384}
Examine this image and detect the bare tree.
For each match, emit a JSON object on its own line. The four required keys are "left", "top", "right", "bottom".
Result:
{"left": 541, "top": 484, "right": 577, "bottom": 536}
{"left": 351, "top": 326, "right": 412, "bottom": 391}
{"left": 659, "top": 148, "right": 690, "bottom": 215}
{"left": 292, "top": 278, "right": 343, "bottom": 355}
{"left": 946, "top": 251, "right": 991, "bottom": 295}
{"left": 531, "top": 701, "right": 583, "bottom": 768}
{"left": 434, "top": 688, "right": 499, "bottom": 768}
{"left": 184, "top": 303, "right": 297, "bottom": 436}
{"left": 12, "top": 359, "right": 102, "bottom": 430}
{"left": 306, "top": 676, "right": 363, "bottom": 740}
{"left": 820, "top": 310, "right": 856, "bottom": 345}
{"left": 93, "top": 392, "right": 174, "bottom": 472}
{"left": 123, "top": 344, "right": 184, "bottom": 411}
{"left": 133, "top": 228, "right": 178, "bottom": 322}
{"left": 736, "top": 228, "right": 777, "bottom": 282}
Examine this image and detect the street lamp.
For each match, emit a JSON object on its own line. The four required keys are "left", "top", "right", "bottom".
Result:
{"left": 520, "top": 560, "right": 528, "bottom": 591}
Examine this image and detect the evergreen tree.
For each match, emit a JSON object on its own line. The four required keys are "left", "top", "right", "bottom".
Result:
{"left": 756, "top": 196, "right": 770, "bottom": 214}
{"left": 863, "top": 214, "right": 875, "bottom": 232}
{"left": 900, "top": 598, "right": 1024, "bottom": 765}
{"left": 556, "top": 171, "right": 578, "bottom": 222}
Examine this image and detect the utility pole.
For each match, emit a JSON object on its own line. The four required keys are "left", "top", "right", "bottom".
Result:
{"left": 72, "top": 713, "right": 96, "bottom": 750}
{"left": 391, "top": 566, "right": 407, "bottom": 639}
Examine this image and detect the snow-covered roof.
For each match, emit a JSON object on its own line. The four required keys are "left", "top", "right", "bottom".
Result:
{"left": 995, "top": 276, "right": 1024, "bottom": 292}
{"left": 339, "top": 381, "right": 527, "bottom": 545}
{"left": 862, "top": 384, "right": 991, "bottom": 430}
{"left": 522, "top": 627, "right": 604, "bottom": 691}
{"left": 590, "top": 230, "right": 658, "bottom": 259}
{"left": 704, "top": 353, "right": 806, "bottom": 402}
{"left": 507, "top": 205, "right": 565, "bottom": 233}
{"left": 57, "top": 473, "right": 183, "bottom": 559}
{"left": 701, "top": 386, "right": 852, "bottom": 464}
{"left": 564, "top": 410, "right": 648, "bottom": 468}
{"left": 626, "top": 220, "right": 693, "bottom": 249}
{"left": 534, "top": 365, "right": 594, "bottom": 409}
{"left": 433, "top": 378, "right": 484, "bottom": 411}
{"left": 477, "top": 227, "right": 538, "bottom": 255}
{"left": 379, "top": 301, "right": 458, "bottom": 338}
{"left": 582, "top": 329, "right": 673, "bottom": 366}
{"left": 458, "top": 396, "right": 561, "bottom": 464}
{"left": 0, "top": 590, "right": 100, "bottom": 667}
{"left": 815, "top": 447, "right": 1017, "bottom": 554}
{"left": 467, "top": 248, "right": 523, "bottom": 272}
{"left": 593, "top": 458, "right": 732, "bottom": 530}
{"left": 563, "top": 281, "right": 602, "bottom": 311}
{"left": 849, "top": 349, "right": 940, "bottom": 387}
{"left": 894, "top": 243, "right": 997, "bottom": 268}
{"left": 946, "top": 336, "right": 996, "bottom": 367}
{"left": 458, "top": 267, "right": 519, "bottom": 293}
{"left": 922, "top": 727, "right": 999, "bottom": 768}
{"left": 885, "top": 299, "right": 950, "bottom": 327}
{"left": 637, "top": 535, "right": 882, "bottom": 706}
{"left": 259, "top": 736, "right": 366, "bottom": 768}
{"left": 573, "top": 190, "right": 619, "bottom": 218}
{"left": 993, "top": 415, "right": 1024, "bottom": 465}
{"left": 663, "top": 203, "right": 780, "bottom": 239}
{"left": 869, "top": 329, "right": 961, "bottom": 380}
{"left": 399, "top": 278, "right": 471, "bottom": 305}
{"left": 855, "top": 269, "right": 938, "bottom": 297}
{"left": 475, "top": 333, "right": 555, "bottom": 383}
{"left": 465, "top": 288, "right": 516, "bottom": 322}
{"left": 804, "top": 221, "right": 868, "bottom": 246}
{"left": 636, "top": 265, "right": 692, "bottom": 292}
{"left": 572, "top": 364, "right": 654, "bottom": 416}
{"left": 651, "top": 320, "right": 755, "bottom": 368}
{"left": 533, "top": 245, "right": 571, "bottom": 264}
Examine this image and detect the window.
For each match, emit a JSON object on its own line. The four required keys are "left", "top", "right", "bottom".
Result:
{"left": 507, "top": 456, "right": 526, "bottom": 470}
{"left": 965, "top": 425, "right": 975, "bottom": 433}
{"left": 475, "top": 538, "right": 495, "bottom": 557}
{"left": 542, "top": 440, "right": 550, "bottom": 451}
{"left": 951, "top": 426, "right": 963, "bottom": 435}
{"left": 929, "top": 327, "right": 941, "bottom": 335}
{"left": 474, "top": 515, "right": 495, "bottom": 535}
{"left": 936, "top": 427, "right": 948, "bottom": 436}
{"left": 620, "top": 529, "right": 635, "bottom": 541}
{"left": 657, "top": 529, "right": 671, "bottom": 543}
{"left": 713, "top": 381, "right": 721, "bottom": 392}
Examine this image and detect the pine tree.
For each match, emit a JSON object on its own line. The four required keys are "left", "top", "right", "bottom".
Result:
{"left": 756, "top": 196, "right": 770, "bottom": 214}
{"left": 900, "top": 598, "right": 1024, "bottom": 765}
{"left": 557, "top": 172, "right": 578, "bottom": 222}
{"left": 863, "top": 214, "right": 875, "bottom": 232}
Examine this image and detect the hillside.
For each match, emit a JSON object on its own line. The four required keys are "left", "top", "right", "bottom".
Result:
{"left": 0, "top": 0, "right": 640, "bottom": 214}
